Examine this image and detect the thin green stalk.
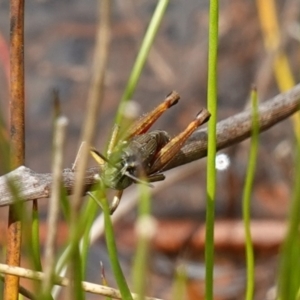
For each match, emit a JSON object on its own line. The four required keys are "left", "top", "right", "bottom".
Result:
{"left": 205, "top": 0, "right": 219, "bottom": 299}
{"left": 242, "top": 88, "right": 259, "bottom": 300}
{"left": 136, "top": 180, "right": 152, "bottom": 217}
{"left": 172, "top": 264, "right": 187, "bottom": 300}
{"left": 80, "top": 196, "right": 99, "bottom": 277}
{"left": 115, "top": 0, "right": 169, "bottom": 124}
{"left": 72, "top": 246, "right": 85, "bottom": 300}
{"left": 132, "top": 236, "right": 149, "bottom": 300}
{"left": 92, "top": 188, "right": 133, "bottom": 300}
{"left": 278, "top": 140, "right": 300, "bottom": 299}
{"left": 111, "top": 1, "right": 170, "bottom": 289}
{"left": 52, "top": 195, "right": 97, "bottom": 299}
{"left": 55, "top": 196, "right": 100, "bottom": 275}
{"left": 132, "top": 184, "right": 152, "bottom": 299}
{"left": 31, "top": 202, "right": 42, "bottom": 272}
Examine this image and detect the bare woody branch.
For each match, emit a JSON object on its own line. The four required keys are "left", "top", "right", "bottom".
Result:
{"left": 165, "top": 83, "right": 300, "bottom": 170}
{"left": 0, "top": 263, "right": 163, "bottom": 300}
{"left": 0, "top": 83, "right": 300, "bottom": 207}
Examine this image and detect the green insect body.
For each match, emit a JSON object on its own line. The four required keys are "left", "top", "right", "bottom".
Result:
{"left": 100, "top": 130, "right": 170, "bottom": 190}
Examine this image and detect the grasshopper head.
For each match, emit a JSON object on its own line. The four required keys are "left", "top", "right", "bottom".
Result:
{"left": 100, "top": 154, "right": 134, "bottom": 190}
{"left": 91, "top": 146, "right": 151, "bottom": 190}
{"left": 100, "top": 145, "right": 145, "bottom": 190}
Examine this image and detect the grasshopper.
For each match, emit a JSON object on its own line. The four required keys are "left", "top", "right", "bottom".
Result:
{"left": 91, "top": 91, "right": 210, "bottom": 213}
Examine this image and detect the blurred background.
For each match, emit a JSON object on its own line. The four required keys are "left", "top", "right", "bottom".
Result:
{"left": 0, "top": 0, "right": 299, "bottom": 299}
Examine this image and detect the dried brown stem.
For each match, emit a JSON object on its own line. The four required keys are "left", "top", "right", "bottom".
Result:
{"left": 42, "top": 116, "right": 68, "bottom": 294}
{"left": 5, "top": 0, "right": 25, "bottom": 298}
{"left": 0, "top": 263, "right": 163, "bottom": 300}
{"left": 71, "top": 0, "right": 111, "bottom": 215}
{"left": 164, "top": 83, "right": 300, "bottom": 170}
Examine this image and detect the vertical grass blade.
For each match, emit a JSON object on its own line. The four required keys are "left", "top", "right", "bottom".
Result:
{"left": 242, "top": 87, "right": 259, "bottom": 300}
{"left": 79, "top": 197, "right": 99, "bottom": 278}
{"left": 92, "top": 188, "right": 133, "bottom": 300}
{"left": 278, "top": 141, "right": 300, "bottom": 299}
{"left": 31, "top": 202, "right": 42, "bottom": 272}
{"left": 132, "top": 184, "right": 153, "bottom": 299}
{"left": 205, "top": 0, "right": 219, "bottom": 299}
{"left": 172, "top": 264, "right": 187, "bottom": 300}
{"left": 115, "top": 0, "right": 170, "bottom": 124}
{"left": 41, "top": 116, "right": 68, "bottom": 298}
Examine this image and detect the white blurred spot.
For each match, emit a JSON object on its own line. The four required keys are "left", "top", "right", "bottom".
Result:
{"left": 274, "top": 140, "right": 291, "bottom": 160}
{"left": 215, "top": 153, "right": 230, "bottom": 171}
{"left": 123, "top": 101, "right": 141, "bottom": 119}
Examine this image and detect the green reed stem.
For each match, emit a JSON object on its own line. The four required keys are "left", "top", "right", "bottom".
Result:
{"left": 278, "top": 140, "right": 300, "bottom": 299}
{"left": 31, "top": 203, "right": 42, "bottom": 272}
{"left": 80, "top": 196, "right": 99, "bottom": 278}
{"left": 132, "top": 184, "right": 152, "bottom": 299}
{"left": 92, "top": 188, "right": 133, "bottom": 300}
{"left": 115, "top": 0, "right": 169, "bottom": 124}
{"left": 205, "top": 0, "right": 219, "bottom": 299}
{"left": 242, "top": 87, "right": 259, "bottom": 300}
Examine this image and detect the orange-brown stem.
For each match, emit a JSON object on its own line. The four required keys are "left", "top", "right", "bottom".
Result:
{"left": 5, "top": 0, "right": 25, "bottom": 299}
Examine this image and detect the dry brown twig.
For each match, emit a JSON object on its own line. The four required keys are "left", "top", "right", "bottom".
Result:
{"left": 42, "top": 116, "right": 68, "bottom": 294}
{"left": 0, "top": 83, "right": 300, "bottom": 207}
{"left": 5, "top": 0, "right": 25, "bottom": 298}
{"left": 0, "top": 263, "right": 163, "bottom": 300}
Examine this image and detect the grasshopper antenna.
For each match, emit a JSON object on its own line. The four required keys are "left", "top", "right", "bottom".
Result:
{"left": 124, "top": 171, "right": 154, "bottom": 188}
